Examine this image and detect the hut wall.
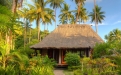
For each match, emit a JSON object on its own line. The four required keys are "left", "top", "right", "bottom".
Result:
{"left": 42, "top": 49, "right": 48, "bottom": 56}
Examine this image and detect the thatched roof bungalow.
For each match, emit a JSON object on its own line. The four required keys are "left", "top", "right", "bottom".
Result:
{"left": 30, "top": 24, "right": 103, "bottom": 65}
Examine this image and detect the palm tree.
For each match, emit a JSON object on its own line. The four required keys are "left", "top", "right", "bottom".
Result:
{"left": 74, "top": 6, "right": 88, "bottom": 24}
{"left": 70, "top": 16, "right": 76, "bottom": 24}
{"left": 47, "top": 0, "right": 64, "bottom": 28}
{"left": 105, "top": 29, "right": 121, "bottom": 42}
{"left": 59, "top": 3, "right": 74, "bottom": 24}
{"left": 89, "top": 5, "right": 105, "bottom": 33}
{"left": 42, "top": 9, "right": 55, "bottom": 31}
{"left": 28, "top": 0, "right": 54, "bottom": 41}
{"left": 72, "top": 0, "right": 86, "bottom": 23}
{"left": 94, "top": 0, "right": 97, "bottom": 33}
{"left": 17, "top": 8, "right": 31, "bottom": 49}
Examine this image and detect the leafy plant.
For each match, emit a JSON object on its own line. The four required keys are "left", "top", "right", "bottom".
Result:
{"left": 92, "top": 42, "right": 112, "bottom": 58}
{"left": 64, "top": 52, "right": 80, "bottom": 70}
{"left": 73, "top": 57, "right": 117, "bottom": 75}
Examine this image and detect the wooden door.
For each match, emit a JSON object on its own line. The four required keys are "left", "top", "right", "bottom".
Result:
{"left": 61, "top": 50, "right": 66, "bottom": 64}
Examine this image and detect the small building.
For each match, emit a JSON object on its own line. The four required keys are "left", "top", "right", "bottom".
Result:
{"left": 30, "top": 24, "right": 103, "bottom": 65}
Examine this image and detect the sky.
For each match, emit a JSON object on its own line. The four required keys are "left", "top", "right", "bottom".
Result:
{"left": 28, "top": 0, "right": 121, "bottom": 40}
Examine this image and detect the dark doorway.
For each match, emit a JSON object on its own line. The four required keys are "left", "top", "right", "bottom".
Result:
{"left": 48, "top": 49, "right": 59, "bottom": 63}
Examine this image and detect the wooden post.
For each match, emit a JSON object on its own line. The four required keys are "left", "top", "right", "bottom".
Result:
{"left": 59, "top": 50, "right": 61, "bottom": 64}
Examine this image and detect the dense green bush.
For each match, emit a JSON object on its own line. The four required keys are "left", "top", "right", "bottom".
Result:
{"left": 92, "top": 42, "right": 112, "bottom": 58}
{"left": 73, "top": 57, "right": 118, "bottom": 75}
{"left": 28, "top": 55, "right": 55, "bottom": 75}
{"left": 64, "top": 52, "right": 80, "bottom": 70}
{"left": 0, "top": 47, "right": 56, "bottom": 75}
{"left": 111, "top": 54, "right": 121, "bottom": 75}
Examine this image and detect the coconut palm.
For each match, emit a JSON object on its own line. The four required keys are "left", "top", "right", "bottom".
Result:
{"left": 89, "top": 5, "right": 105, "bottom": 33}
{"left": 105, "top": 29, "right": 121, "bottom": 42}
{"left": 93, "top": 0, "right": 97, "bottom": 33}
{"left": 74, "top": 6, "right": 88, "bottom": 24}
{"left": 17, "top": 8, "right": 31, "bottom": 49}
{"left": 59, "top": 3, "right": 74, "bottom": 24}
{"left": 28, "top": 0, "right": 54, "bottom": 41}
{"left": 42, "top": 9, "right": 55, "bottom": 31}
{"left": 47, "top": 0, "right": 64, "bottom": 28}
{"left": 70, "top": 16, "right": 76, "bottom": 24}
{"left": 72, "top": 0, "right": 86, "bottom": 23}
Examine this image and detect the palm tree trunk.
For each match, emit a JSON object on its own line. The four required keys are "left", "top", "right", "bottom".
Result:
{"left": 55, "top": 8, "right": 56, "bottom": 28}
{"left": 6, "top": 32, "right": 10, "bottom": 54}
{"left": 75, "top": 6, "right": 79, "bottom": 24}
{"left": 94, "top": 0, "right": 97, "bottom": 33}
{"left": 29, "top": 25, "right": 31, "bottom": 43}
{"left": 12, "top": 0, "right": 17, "bottom": 13}
{"left": 75, "top": 2, "right": 81, "bottom": 24}
{"left": 20, "top": 0, "right": 23, "bottom": 7}
{"left": 37, "top": 17, "right": 41, "bottom": 41}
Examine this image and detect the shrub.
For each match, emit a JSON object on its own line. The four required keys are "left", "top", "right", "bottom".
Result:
{"left": 29, "top": 55, "right": 55, "bottom": 75}
{"left": 112, "top": 55, "right": 121, "bottom": 75}
{"left": 64, "top": 52, "right": 80, "bottom": 70}
{"left": 74, "top": 58, "right": 117, "bottom": 75}
{"left": 92, "top": 42, "right": 112, "bottom": 58}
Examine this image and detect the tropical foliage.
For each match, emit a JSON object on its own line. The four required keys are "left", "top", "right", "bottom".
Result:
{"left": 89, "top": 5, "right": 105, "bottom": 33}
{"left": 105, "top": 29, "right": 121, "bottom": 42}
{"left": 64, "top": 29, "right": 121, "bottom": 75}
{"left": 47, "top": 0, "right": 64, "bottom": 28}
{"left": 64, "top": 52, "right": 81, "bottom": 70}
{"left": 73, "top": 57, "right": 117, "bottom": 75}
{"left": 59, "top": 3, "right": 74, "bottom": 24}
{"left": 0, "top": 0, "right": 119, "bottom": 75}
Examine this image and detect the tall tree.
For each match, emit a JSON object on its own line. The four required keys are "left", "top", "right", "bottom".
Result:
{"left": 42, "top": 9, "right": 55, "bottom": 31}
{"left": 72, "top": 0, "right": 86, "bottom": 23}
{"left": 74, "top": 6, "right": 88, "bottom": 23}
{"left": 28, "top": 0, "right": 53, "bottom": 41}
{"left": 59, "top": 3, "right": 74, "bottom": 24}
{"left": 47, "top": 0, "right": 64, "bottom": 28}
{"left": 17, "top": 8, "right": 31, "bottom": 49}
{"left": 94, "top": 0, "right": 97, "bottom": 33}
{"left": 89, "top": 5, "right": 105, "bottom": 33}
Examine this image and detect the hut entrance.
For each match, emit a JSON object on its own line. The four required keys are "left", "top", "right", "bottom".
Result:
{"left": 61, "top": 50, "right": 66, "bottom": 64}
{"left": 48, "top": 49, "right": 59, "bottom": 63}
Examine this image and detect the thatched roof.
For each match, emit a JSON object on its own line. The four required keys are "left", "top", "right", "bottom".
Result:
{"left": 30, "top": 24, "right": 103, "bottom": 49}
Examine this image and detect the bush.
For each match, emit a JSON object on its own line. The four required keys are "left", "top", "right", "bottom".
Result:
{"left": 73, "top": 58, "right": 118, "bottom": 75}
{"left": 29, "top": 55, "right": 55, "bottom": 75}
{"left": 112, "top": 55, "right": 121, "bottom": 75}
{"left": 64, "top": 52, "right": 80, "bottom": 70}
{"left": 92, "top": 42, "right": 112, "bottom": 58}
{"left": 73, "top": 69, "right": 83, "bottom": 75}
